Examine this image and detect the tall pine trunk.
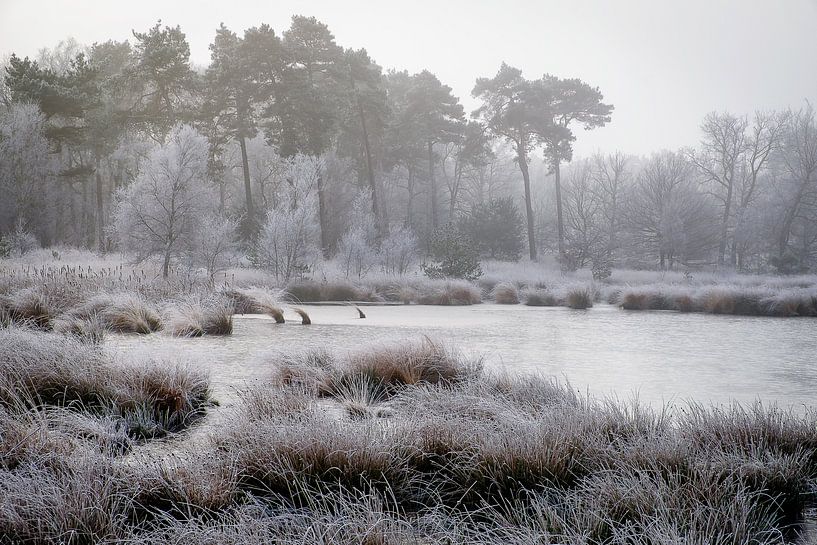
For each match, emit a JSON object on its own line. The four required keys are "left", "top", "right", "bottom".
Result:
{"left": 406, "top": 165, "right": 415, "bottom": 228}
{"left": 316, "top": 169, "right": 330, "bottom": 258}
{"left": 356, "top": 95, "right": 383, "bottom": 240}
{"left": 553, "top": 159, "right": 566, "bottom": 265}
{"left": 238, "top": 135, "right": 255, "bottom": 239}
{"left": 95, "top": 155, "right": 105, "bottom": 253}
{"left": 428, "top": 141, "right": 438, "bottom": 230}
{"left": 516, "top": 144, "right": 537, "bottom": 261}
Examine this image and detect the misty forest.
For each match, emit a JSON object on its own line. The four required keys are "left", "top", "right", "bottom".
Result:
{"left": 2, "top": 10, "right": 817, "bottom": 545}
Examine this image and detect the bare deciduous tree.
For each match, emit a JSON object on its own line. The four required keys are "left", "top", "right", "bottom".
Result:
{"left": 112, "top": 125, "right": 212, "bottom": 277}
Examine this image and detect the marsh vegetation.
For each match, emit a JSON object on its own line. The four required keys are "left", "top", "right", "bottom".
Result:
{"left": 3, "top": 332, "right": 817, "bottom": 544}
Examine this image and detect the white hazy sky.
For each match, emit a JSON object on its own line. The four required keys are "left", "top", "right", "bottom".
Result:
{"left": 1, "top": 0, "right": 816, "bottom": 157}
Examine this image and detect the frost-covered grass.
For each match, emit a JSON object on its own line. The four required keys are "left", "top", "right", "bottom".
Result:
{"left": 3, "top": 337, "right": 817, "bottom": 543}
{"left": 3, "top": 251, "right": 817, "bottom": 315}
{"left": 0, "top": 328, "right": 213, "bottom": 441}
{"left": 616, "top": 283, "right": 817, "bottom": 316}
{"left": 164, "top": 295, "right": 234, "bottom": 337}
{"left": 491, "top": 281, "right": 520, "bottom": 304}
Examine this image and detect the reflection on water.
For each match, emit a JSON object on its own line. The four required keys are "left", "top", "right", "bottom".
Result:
{"left": 106, "top": 304, "right": 817, "bottom": 411}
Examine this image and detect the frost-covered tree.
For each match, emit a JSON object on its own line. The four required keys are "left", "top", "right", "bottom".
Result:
{"left": 187, "top": 215, "right": 238, "bottom": 279}
{"left": 0, "top": 103, "right": 56, "bottom": 240}
{"left": 336, "top": 192, "right": 378, "bottom": 278}
{"left": 422, "top": 222, "right": 482, "bottom": 280}
{"left": 776, "top": 104, "right": 817, "bottom": 268}
{"left": 0, "top": 218, "right": 40, "bottom": 258}
{"left": 562, "top": 160, "right": 604, "bottom": 269}
{"left": 624, "top": 150, "right": 718, "bottom": 269}
{"left": 379, "top": 225, "right": 419, "bottom": 275}
{"left": 458, "top": 196, "right": 524, "bottom": 261}
{"left": 112, "top": 125, "right": 212, "bottom": 277}
{"left": 257, "top": 197, "right": 321, "bottom": 283}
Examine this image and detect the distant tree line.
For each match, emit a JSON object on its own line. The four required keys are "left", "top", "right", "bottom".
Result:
{"left": 1, "top": 18, "right": 815, "bottom": 277}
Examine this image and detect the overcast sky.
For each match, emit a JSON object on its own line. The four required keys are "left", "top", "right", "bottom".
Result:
{"left": 1, "top": 0, "right": 815, "bottom": 158}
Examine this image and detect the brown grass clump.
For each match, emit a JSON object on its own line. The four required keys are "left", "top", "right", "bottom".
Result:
{"left": 165, "top": 296, "right": 233, "bottom": 337}
{"left": 484, "top": 282, "right": 519, "bottom": 305}
{"left": 492, "top": 282, "right": 519, "bottom": 304}
{"left": 566, "top": 287, "right": 593, "bottom": 309}
{"left": 0, "top": 328, "right": 212, "bottom": 440}
{"left": 124, "top": 456, "right": 241, "bottom": 523}
{"left": 266, "top": 306, "right": 285, "bottom": 323}
{"left": 321, "top": 282, "right": 365, "bottom": 302}
{"left": 53, "top": 312, "right": 107, "bottom": 344}
{"left": 292, "top": 307, "right": 311, "bottom": 325}
{"left": 3, "top": 288, "right": 55, "bottom": 330}
{"left": 64, "top": 293, "right": 162, "bottom": 334}
{"left": 103, "top": 294, "right": 162, "bottom": 334}
{"left": 283, "top": 281, "right": 380, "bottom": 303}
{"left": 283, "top": 281, "right": 323, "bottom": 302}
{"left": 674, "top": 294, "right": 695, "bottom": 312}
{"left": 270, "top": 340, "right": 482, "bottom": 403}
{"left": 311, "top": 340, "right": 483, "bottom": 406}
{"left": 417, "top": 281, "right": 482, "bottom": 305}
{"left": 523, "top": 288, "right": 560, "bottom": 306}
{"left": 701, "top": 290, "right": 737, "bottom": 314}
{"left": 763, "top": 290, "right": 817, "bottom": 317}
{"left": 224, "top": 287, "right": 285, "bottom": 322}
{"left": 0, "top": 455, "right": 132, "bottom": 543}
{"left": 621, "top": 291, "right": 649, "bottom": 310}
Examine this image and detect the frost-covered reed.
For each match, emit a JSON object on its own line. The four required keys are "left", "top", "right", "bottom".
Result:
{"left": 2, "top": 336, "right": 817, "bottom": 543}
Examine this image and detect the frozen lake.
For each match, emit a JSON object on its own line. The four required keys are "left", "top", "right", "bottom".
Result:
{"left": 107, "top": 303, "right": 817, "bottom": 411}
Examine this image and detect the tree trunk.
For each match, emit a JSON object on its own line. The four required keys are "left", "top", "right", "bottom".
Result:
{"left": 81, "top": 173, "right": 92, "bottom": 249}
{"left": 162, "top": 246, "right": 172, "bottom": 278}
{"left": 730, "top": 206, "right": 743, "bottom": 267}
{"left": 517, "top": 146, "right": 537, "bottom": 261}
{"left": 717, "top": 184, "right": 733, "bottom": 266}
{"left": 428, "top": 141, "right": 438, "bottom": 230}
{"left": 406, "top": 165, "right": 415, "bottom": 228}
{"left": 554, "top": 159, "right": 566, "bottom": 265}
{"left": 356, "top": 95, "right": 383, "bottom": 240}
{"left": 238, "top": 136, "right": 255, "bottom": 239}
{"left": 449, "top": 158, "right": 462, "bottom": 221}
{"left": 94, "top": 155, "right": 105, "bottom": 254}
{"left": 316, "top": 169, "right": 330, "bottom": 258}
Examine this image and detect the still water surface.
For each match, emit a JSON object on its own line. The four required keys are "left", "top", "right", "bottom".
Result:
{"left": 107, "top": 303, "right": 817, "bottom": 411}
